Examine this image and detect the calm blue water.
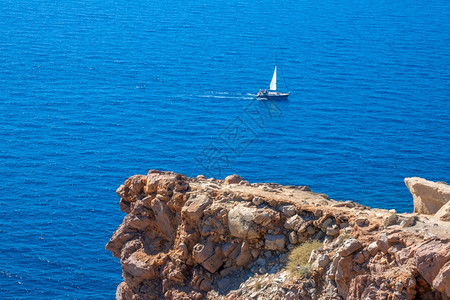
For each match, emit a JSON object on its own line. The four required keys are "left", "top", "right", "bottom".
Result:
{"left": 1, "top": 0, "right": 449, "bottom": 297}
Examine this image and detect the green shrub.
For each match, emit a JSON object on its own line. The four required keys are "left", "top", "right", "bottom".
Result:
{"left": 287, "top": 240, "right": 323, "bottom": 278}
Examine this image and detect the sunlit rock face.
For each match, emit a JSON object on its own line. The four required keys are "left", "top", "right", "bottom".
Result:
{"left": 107, "top": 170, "right": 450, "bottom": 299}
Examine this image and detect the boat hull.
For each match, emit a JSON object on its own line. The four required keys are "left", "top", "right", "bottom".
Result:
{"left": 257, "top": 92, "right": 290, "bottom": 100}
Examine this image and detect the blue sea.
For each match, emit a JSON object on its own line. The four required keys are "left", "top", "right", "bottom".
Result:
{"left": 1, "top": 0, "right": 449, "bottom": 297}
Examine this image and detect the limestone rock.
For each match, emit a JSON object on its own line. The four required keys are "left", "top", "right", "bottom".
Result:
{"left": 116, "top": 282, "right": 134, "bottom": 300}
{"left": 352, "top": 252, "right": 365, "bottom": 264}
{"left": 202, "top": 253, "right": 224, "bottom": 273}
{"left": 121, "top": 239, "right": 142, "bottom": 260}
{"left": 367, "top": 241, "right": 379, "bottom": 256}
{"left": 107, "top": 170, "right": 450, "bottom": 300}
{"left": 265, "top": 234, "right": 285, "bottom": 251}
{"left": 338, "top": 238, "right": 362, "bottom": 257}
{"left": 199, "top": 277, "right": 213, "bottom": 291}
{"left": 326, "top": 225, "right": 340, "bottom": 237}
{"left": 193, "top": 241, "right": 214, "bottom": 264}
{"left": 415, "top": 238, "right": 450, "bottom": 294}
{"left": 119, "top": 198, "right": 132, "bottom": 213}
{"left": 312, "top": 254, "right": 330, "bottom": 269}
{"left": 433, "top": 261, "right": 450, "bottom": 296}
{"left": 355, "top": 217, "right": 368, "bottom": 227}
{"left": 224, "top": 174, "right": 243, "bottom": 184}
{"left": 236, "top": 240, "right": 253, "bottom": 266}
{"left": 384, "top": 213, "right": 398, "bottom": 227}
{"left": 321, "top": 217, "right": 333, "bottom": 229}
{"left": 279, "top": 205, "right": 296, "bottom": 217}
{"left": 106, "top": 222, "right": 139, "bottom": 258}
{"left": 182, "top": 195, "right": 212, "bottom": 223}
{"left": 253, "top": 208, "right": 280, "bottom": 226}
{"left": 252, "top": 197, "right": 264, "bottom": 206}
{"left": 284, "top": 214, "right": 304, "bottom": 231}
{"left": 117, "top": 175, "right": 147, "bottom": 202}
{"left": 228, "top": 205, "right": 258, "bottom": 239}
{"left": 400, "top": 215, "right": 416, "bottom": 227}
{"left": 150, "top": 198, "right": 174, "bottom": 240}
{"left": 288, "top": 231, "right": 298, "bottom": 245}
{"left": 335, "top": 256, "right": 354, "bottom": 298}
{"left": 376, "top": 234, "right": 390, "bottom": 254}
{"left": 405, "top": 177, "right": 450, "bottom": 215}
{"left": 122, "top": 250, "right": 160, "bottom": 280}
{"left": 221, "top": 243, "right": 236, "bottom": 257}
{"left": 435, "top": 200, "right": 450, "bottom": 221}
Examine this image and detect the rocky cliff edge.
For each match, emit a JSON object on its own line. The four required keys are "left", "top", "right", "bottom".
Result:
{"left": 106, "top": 170, "right": 450, "bottom": 299}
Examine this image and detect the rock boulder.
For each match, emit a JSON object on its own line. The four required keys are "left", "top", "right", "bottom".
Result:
{"left": 405, "top": 177, "right": 450, "bottom": 215}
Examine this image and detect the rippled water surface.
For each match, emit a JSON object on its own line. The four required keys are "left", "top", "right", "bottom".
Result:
{"left": 1, "top": 0, "right": 449, "bottom": 297}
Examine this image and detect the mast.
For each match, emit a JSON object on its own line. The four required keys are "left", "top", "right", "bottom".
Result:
{"left": 269, "top": 66, "right": 277, "bottom": 91}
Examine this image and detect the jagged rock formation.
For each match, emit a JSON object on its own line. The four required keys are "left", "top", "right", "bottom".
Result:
{"left": 107, "top": 170, "right": 450, "bottom": 299}
{"left": 405, "top": 177, "right": 450, "bottom": 217}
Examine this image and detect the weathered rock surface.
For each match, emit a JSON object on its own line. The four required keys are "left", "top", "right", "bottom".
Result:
{"left": 435, "top": 200, "right": 450, "bottom": 221}
{"left": 107, "top": 171, "right": 450, "bottom": 299}
{"left": 405, "top": 177, "right": 450, "bottom": 215}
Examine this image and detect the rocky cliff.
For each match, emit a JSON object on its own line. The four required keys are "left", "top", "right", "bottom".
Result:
{"left": 106, "top": 170, "right": 450, "bottom": 299}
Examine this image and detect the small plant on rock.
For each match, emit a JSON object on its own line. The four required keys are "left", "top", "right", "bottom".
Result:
{"left": 341, "top": 233, "right": 350, "bottom": 241}
{"left": 287, "top": 240, "right": 323, "bottom": 278}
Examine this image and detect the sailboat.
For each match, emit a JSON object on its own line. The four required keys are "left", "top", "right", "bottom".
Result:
{"left": 257, "top": 65, "right": 290, "bottom": 100}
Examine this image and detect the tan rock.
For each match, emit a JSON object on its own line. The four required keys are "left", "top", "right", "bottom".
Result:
{"left": 415, "top": 238, "right": 450, "bottom": 293}
{"left": 119, "top": 198, "right": 132, "bottom": 213}
{"left": 279, "top": 205, "right": 296, "bottom": 217}
{"left": 376, "top": 234, "right": 390, "bottom": 254}
{"left": 265, "top": 234, "right": 286, "bottom": 251}
{"left": 221, "top": 243, "right": 237, "bottom": 257}
{"left": 121, "top": 239, "right": 142, "bottom": 260}
{"left": 228, "top": 205, "right": 258, "bottom": 239}
{"left": 181, "top": 195, "right": 212, "bottom": 222}
{"left": 284, "top": 214, "right": 304, "bottom": 231}
{"left": 405, "top": 177, "right": 450, "bottom": 215}
{"left": 338, "top": 238, "right": 363, "bottom": 257}
{"left": 202, "top": 253, "right": 224, "bottom": 273}
{"left": 335, "top": 256, "right": 354, "bottom": 298}
{"left": 254, "top": 208, "right": 280, "bottom": 226}
{"left": 224, "top": 174, "right": 243, "bottom": 184}
{"left": 192, "top": 241, "right": 214, "bottom": 264}
{"left": 355, "top": 217, "right": 368, "bottom": 227}
{"left": 117, "top": 175, "right": 147, "bottom": 202}
{"left": 384, "top": 213, "right": 398, "bottom": 227}
{"left": 312, "top": 254, "right": 330, "bottom": 269}
{"left": 306, "top": 224, "right": 316, "bottom": 235}
{"left": 353, "top": 252, "right": 365, "bottom": 264}
{"left": 288, "top": 231, "right": 298, "bottom": 244}
{"left": 435, "top": 200, "right": 450, "bottom": 221}
{"left": 252, "top": 197, "right": 264, "bottom": 206}
{"left": 106, "top": 222, "right": 139, "bottom": 258}
{"left": 433, "top": 260, "right": 450, "bottom": 297}
{"left": 236, "top": 240, "right": 252, "bottom": 267}
{"left": 326, "top": 225, "right": 340, "bottom": 237}
{"left": 400, "top": 215, "right": 416, "bottom": 227}
{"left": 321, "top": 217, "right": 333, "bottom": 229}
{"left": 150, "top": 198, "right": 174, "bottom": 240}
{"left": 107, "top": 170, "right": 450, "bottom": 299}
{"left": 122, "top": 250, "right": 160, "bottom": 280}
{"left": 199, "top": 277, "right": 213, "bottom": 291}
{"left": 116, "top": 282, "right": 134, "bottom": 300}
{"left": 126, "top": 214, "right": 152, "bottom": 231}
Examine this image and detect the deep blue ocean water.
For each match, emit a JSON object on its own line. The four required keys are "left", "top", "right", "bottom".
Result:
{"left": 1, "top": 0, "right": 449, "bottom": 297}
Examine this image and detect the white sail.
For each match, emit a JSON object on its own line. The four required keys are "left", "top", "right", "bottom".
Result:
{"left": 269, "top": 66, "right": 277, "bottom": 90}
